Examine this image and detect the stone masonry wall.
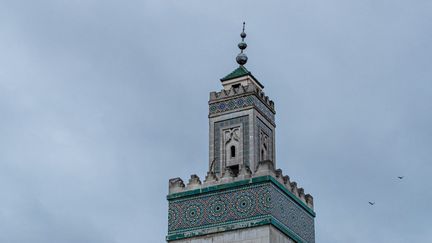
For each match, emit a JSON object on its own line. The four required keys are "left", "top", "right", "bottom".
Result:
{"left": 170, "top": 225, "right": 295, "bottom": 243}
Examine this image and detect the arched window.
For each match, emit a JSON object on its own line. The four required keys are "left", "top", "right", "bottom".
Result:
{"left": 230, "top": 146, "right": 236, "bottom": 158}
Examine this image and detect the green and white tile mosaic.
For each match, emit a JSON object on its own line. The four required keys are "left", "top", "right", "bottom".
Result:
{"left": 168, "top": 180, "right": 315, "bottom": 243}
{"left": 209, "top": 95, "right": 275, "bottom": 124}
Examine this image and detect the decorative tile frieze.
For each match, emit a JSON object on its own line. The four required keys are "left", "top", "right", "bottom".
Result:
{"left": 167, "top": 178, "right": 315, "bottom": 242}
{"left": 209, "top": 95, "right": 275, "bottom": 124}
{"left": 271, "top": 185, "right": 315, "bottom": 243}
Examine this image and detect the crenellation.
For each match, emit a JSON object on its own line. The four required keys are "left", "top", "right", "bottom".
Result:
{"left": 209, "top": 91, "right": 217, "bottom": 100}
{"left": 275, "top": 171, "right": 313, "bottom": 209}
{"left": 209, "top": 84, "right": 275, "bottom": 113}
{"left": 169, "top": 177, "right": 185, "bottom": 194}
{"left": 275, "top": 169, "right": 285, "bottom": 185}
{"left": 186, "top": 174, "right": 202, "bottom": 190}
{"left": 203, "top": 171, "right": 218, "bottom": 186}
{"left": 290, "top": 182, "right": 298, "bottom": 197}
{"left": 282, "top": 175, "right": 291, "bottom": 190}
{"left": 245, "top": 83, "right": 256, "bottom": 93}
{"left": 168, "top": 165, "right": 313, "bottom": 212}
{"left": 221, "top": 89, "right": 229, "bottom": 98}
{"left": 305, "top": 194, "right": 314, "bottom": 209}
{"left": 298, "top": 187, "right": 306, "bottom": 203}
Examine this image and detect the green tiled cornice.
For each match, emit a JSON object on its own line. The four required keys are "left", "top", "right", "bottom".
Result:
{"left": 166, "top": 216, "right": 306, "bottom": 242}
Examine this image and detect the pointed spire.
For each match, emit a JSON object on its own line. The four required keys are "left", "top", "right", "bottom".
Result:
{"left": 236, "top": 22, "right": 248, "bottom": 66}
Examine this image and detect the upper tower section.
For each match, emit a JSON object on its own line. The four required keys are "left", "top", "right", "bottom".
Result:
{"left": 209, "top": 23, "right": 276, "bottom": 177}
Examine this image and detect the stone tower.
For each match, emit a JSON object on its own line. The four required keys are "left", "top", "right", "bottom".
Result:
{"left": 167, "top": 23, "right": 316, "bottom": 243}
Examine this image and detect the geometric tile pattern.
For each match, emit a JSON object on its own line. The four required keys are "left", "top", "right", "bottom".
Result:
{"left": 209, "top": 95, "right": 275, "bottom": 124}
{"left": 168, "top": 180, "right": 315, "bottom": 243}
{"left": 271, "top": 184, "right": 315, "bottom": 243}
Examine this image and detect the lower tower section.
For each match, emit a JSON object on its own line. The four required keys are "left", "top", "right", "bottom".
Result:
{"left": 167, "top": 164, "right": 315, "bottom": 243}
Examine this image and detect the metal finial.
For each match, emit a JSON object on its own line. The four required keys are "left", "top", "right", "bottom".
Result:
{"left": 236, "top": 22, "right": 248, "bottom": 66}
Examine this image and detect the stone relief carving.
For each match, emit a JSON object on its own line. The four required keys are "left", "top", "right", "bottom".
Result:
{"left": 260, "top": 130, "right": 269, "bottom": 161}
{"left": 224, "top": 127, "right": 242, "bottom": 167}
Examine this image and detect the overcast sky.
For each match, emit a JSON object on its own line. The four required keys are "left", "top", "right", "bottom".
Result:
{"left": 1, "top": 0, "right": 431, "bottom": 242}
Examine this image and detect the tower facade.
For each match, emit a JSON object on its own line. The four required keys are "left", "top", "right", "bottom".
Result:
{"left": 209, "top": 64, "right": 275, "bottom": 177}
{"left": 167, "top": 24, "right": 315, "bottom": 243}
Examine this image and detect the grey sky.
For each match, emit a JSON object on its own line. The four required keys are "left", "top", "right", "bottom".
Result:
{"left": 1, "top": 0, "right": 431, "bottom": 242}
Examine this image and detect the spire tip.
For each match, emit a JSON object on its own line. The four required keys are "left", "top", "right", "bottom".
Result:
{"left": 237, "top": 22, "right": 248, "bottom": 66}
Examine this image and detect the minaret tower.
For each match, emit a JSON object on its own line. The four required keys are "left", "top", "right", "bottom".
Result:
{"left": 209, "top": 22, "right": 275, "bottom": 178}
{"left": 167, "top": 23, "right": 316, "bottom": 243}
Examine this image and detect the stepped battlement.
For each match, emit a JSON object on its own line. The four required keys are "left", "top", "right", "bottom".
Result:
{"left": 168, "top": 161, "right": 314, "bottom": 210}
{"left": 209, "top": 84, "right": 275, "bottom": 112}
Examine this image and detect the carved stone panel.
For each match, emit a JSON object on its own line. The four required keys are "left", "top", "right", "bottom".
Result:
{"left": 213, "top": 116, "right": 249, "bottom": 174}
{"left": 223, "top": 126, "right": 242, "bottom": 167}
{"left": 256, "top": 117, "right": 273, "bottom": 167}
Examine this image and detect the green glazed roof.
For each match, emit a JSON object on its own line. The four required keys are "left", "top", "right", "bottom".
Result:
{"left": 220, "top": 65, "right": 251, "bottom": 81}
{"left": 220, "top": 66, "right": 264, "bottom": 88}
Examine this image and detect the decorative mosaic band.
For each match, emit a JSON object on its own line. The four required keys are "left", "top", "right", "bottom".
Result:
{"left": 209, "top": 95, "right": 275, "bottom": 124}
{"left": 167, "top": 177, "right": 315, "bottom": 242}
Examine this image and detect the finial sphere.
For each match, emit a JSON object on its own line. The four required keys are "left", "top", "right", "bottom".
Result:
{"left": 235, "top": 22, "right": 248, "bottom": 66}
{"left": 238, "top": 41, "right": 247, "bottom": 50}
{"left": 236, "top": 53, "right": 248, "bottom": 65}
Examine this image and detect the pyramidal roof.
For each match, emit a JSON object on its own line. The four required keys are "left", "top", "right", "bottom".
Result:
{"left": 220, "top": 66, "right": 264, "bottom": 88}
{"left": 220, "top": 65, "right": 250, "bottom": 81}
